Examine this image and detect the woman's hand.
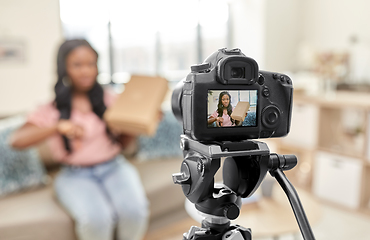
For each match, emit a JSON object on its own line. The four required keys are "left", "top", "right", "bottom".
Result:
{"left": 216, "top": 117, "right": 224, "bottom": 127}
{"left": 217, "top": 117, "right": 224, "bottom": 124}
{"left": 57, "top": 120, "right": 84, "bottom": 139}
{"left": 118, "top": 134, "right": 136, "bottom": 149}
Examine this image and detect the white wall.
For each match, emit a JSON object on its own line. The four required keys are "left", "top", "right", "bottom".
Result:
{"left": 300, "top": 0, "right": 370, "bottom": 82}
{"left": 301, "top": 0, "right": 370, "bottom": 51}
{"left": 0, "top": 0, "right": 63, "bottom": 116}
{"left": 264, "top": 0, "right": 302, "bottom": 72}
{"left": 230, "top": 0, "right": 301, "bottom": 72}
{"left": 231, "top": 0, "right": 370, "bottom": 77}
{"left": 230, "top": 0, "right": 266, "bottom": 67}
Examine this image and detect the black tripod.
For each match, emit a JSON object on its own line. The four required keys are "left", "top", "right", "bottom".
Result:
{"left": 172, "top": 135, "right": 315, "bottom": 240}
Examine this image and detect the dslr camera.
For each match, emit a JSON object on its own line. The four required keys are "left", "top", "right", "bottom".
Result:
{"left": 172, "top": 48, "right": 293, "bottom": 142}
{"left": 172, "top": 49, "right": 315, "bottom": 240}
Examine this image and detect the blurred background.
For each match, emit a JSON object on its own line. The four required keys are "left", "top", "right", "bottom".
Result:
{"left": 1, "top": 0, "right": 370, "bottom": 239}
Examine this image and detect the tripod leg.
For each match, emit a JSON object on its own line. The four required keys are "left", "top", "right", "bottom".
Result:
{"left": 270, "top": 168, "right": 315, "bottom": 240}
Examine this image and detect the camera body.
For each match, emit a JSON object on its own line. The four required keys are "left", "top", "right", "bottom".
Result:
{"left": 172, "top": 48, "right": 293, "bottom": 142}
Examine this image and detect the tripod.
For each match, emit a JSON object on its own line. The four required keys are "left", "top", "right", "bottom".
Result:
{"left": 172, "top": 135, "right": 315, "bottom": 240}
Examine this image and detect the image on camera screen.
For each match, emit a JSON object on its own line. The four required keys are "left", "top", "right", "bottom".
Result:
{"left": 207, "top": 90, "right": 257, "bottom": 128}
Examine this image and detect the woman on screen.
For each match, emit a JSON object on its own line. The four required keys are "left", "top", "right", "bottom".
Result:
{"left": 208, "top": 91, "right": 235, "bottom": 127}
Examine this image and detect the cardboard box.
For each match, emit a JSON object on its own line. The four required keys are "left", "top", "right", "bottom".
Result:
{"left": 104, "top": 75, "right": 169, "bottom": 136}
{"left": 231, "top": 101, "right": 250, "bottom": 122}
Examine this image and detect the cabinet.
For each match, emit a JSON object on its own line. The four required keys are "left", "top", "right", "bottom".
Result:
{"left": 282, "top": 103, "right": 318, "bottom": 148}
{"left": 313, "top": 152, "right": 362, "bottom": 209}
{"left": 277, "top": 91, "right": 370, "bottom": 214}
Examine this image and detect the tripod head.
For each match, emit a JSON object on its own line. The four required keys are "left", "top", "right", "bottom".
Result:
{"left": 173, "top": 135, "right": 315, "bottom": 240}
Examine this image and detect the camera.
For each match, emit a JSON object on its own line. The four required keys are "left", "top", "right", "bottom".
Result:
{"left": 172, "top": 48, "right": 293, "bottom": 142}
{"left": 171, "top": 48, "right": 315, "bottom": 240}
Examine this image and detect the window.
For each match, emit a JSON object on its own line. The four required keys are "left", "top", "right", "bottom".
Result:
{"left": 59, "top": 0, "right": 229, "bottom": 85}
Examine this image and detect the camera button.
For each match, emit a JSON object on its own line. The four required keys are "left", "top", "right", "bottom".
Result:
{"left": 262, "top": 87, "right": 270, "bottom": 97}
{"left": 268, "top": 112, "right": 278, "bottom": 123}
{"left": 273, "top": 73, "right": 279, "bottom": 79}
{"left": 258, "top": 74, "right": 265, "bottom": 85}
{"left": 280, "top": 75, "right": 285, "bottom": 82}
{"left": 262, "top": 106, "right": 281, "bottom": 129}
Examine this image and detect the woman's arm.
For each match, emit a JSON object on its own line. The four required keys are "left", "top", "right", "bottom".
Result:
{"left": 10, "top": 120, "right": 83, "bottom": 150}
{"left": 208, "top": 116, "right": 217, "bottom": 124}
{"left": 209, "top": 116, "right": 224, "bottom": 125}
{"left": 10, "top": 123, "right": 58, "bottom": 149}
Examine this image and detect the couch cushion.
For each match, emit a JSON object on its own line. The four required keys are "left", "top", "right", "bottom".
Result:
{"left": 0, "top": 184, "right": 76, "bottom": 240}
{"left": 0, "top": 158, "right": 186, "bottom": 240}
{"left": 132, "top": 157, "right": 186, "bottom": 220}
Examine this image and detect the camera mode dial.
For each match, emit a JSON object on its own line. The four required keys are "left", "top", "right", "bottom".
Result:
{"left": 221, "top": 48, "right": 242, "bottom": 55}
{"left": 191, "top": 62, "right": 211, "bottom": 73}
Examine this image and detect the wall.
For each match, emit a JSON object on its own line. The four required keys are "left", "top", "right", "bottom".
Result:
{"left": 231, "top": 0, "right": 370, "bottom": 77}
{"left": 264, "top": 0, "right": 302, "bottom": 72}
{"left": 230, "top": 0, "right": 301, "bottom": 72}
{"left": 301, "top": 0, "right": 370, "bottom": 51}
{"left": 230, "top": 0, "right": 266, "bottom": 67}
{"left": 300, "top": 0, "right": 370, "bottom": 82}
{"left": 0, "top": 0, "right": 63, "bottom": 116}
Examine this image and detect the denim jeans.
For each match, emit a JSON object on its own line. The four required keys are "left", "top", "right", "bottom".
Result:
{"left": 54, "top": 155, "right": 149, "bottom": 240}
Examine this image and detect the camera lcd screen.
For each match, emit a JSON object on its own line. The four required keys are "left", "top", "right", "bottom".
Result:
{"left": 207, "top": 90, "right": 257, "bottom": 128}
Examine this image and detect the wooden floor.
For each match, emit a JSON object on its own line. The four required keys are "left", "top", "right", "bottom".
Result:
{"left": 143, "top": 215, "right": 199, "bottom": 240}
{"left": 142, "top": 187, "right": 320, "bottom": 240}
{"left": 143, "top": 193, "right": 370, "bottom": 240}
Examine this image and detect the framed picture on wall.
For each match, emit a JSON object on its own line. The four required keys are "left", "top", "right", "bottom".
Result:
{"left": 0, "top": 39, "right": 26, "bottom": 64}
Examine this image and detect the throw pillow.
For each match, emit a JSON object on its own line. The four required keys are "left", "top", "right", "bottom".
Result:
{"left": 137, "top": 111, "right": 183, "bottom": 161}
{"left": 242, "top": 111, "right": 257, "bottom": 126}
{"left": 0, "top": 116, "right": 47, "bottom": 197}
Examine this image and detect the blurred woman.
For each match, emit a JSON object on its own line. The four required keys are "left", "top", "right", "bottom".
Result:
{"left": 10, "top": 39, "right": 149, "bottom": 240}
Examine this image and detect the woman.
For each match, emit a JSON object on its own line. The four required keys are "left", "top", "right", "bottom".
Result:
{"left": 208, "top": 91, "right": 235, "bottom": 127}
{"left": 10, "top": 39, "right": 148, "bottom": 240}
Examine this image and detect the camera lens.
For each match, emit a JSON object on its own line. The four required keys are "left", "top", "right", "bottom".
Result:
{"left": 231, "top": 67, "right": 245, "bottom": 78}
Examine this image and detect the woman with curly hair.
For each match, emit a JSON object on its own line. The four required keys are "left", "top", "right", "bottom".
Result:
{"left": 10, "top": 39, "right": 148, "bottom": 240}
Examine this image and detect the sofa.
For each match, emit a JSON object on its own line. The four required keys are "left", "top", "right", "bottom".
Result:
{"left": 0, "top": 112, "right": 187, "bottom": 240}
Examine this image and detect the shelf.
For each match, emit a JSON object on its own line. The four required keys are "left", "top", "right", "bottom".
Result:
{"left": 276, "top": 146, "right": 314, "bottom": 192}
{"left": 317, "top": 147, "right": 364, "bottom": 160}
{"left": 276, "top": 91, "right": 370, "bottom": 215}
{"left": 294, "top": 91, "right": 370, "bottom": 110}
{"left": 318, "top": 107, "right": 366, "bottom": 159}
{"left": 360, "top": 167, "right": 370, "bottom": 211}
{"left": 359, "top": 207, "right": 370, "bottom": 216}
{"left": 279, "top": 142, "right": 316, "bottom": 152}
